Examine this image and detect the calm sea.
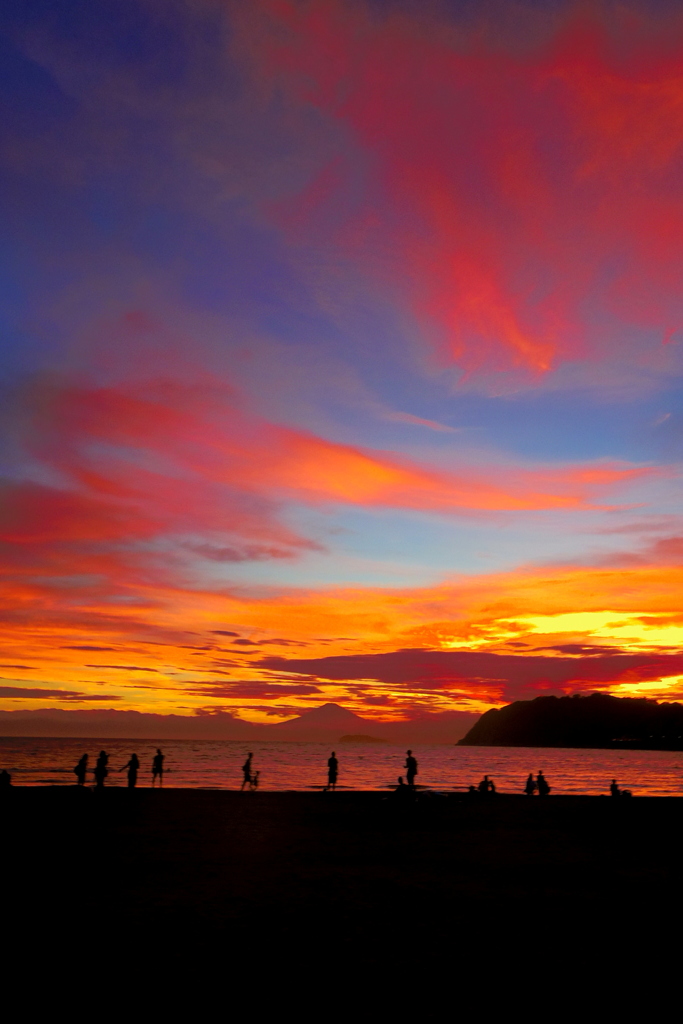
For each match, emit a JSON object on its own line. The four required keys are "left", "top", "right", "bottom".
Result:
{"left": 1, "top": 736, "right": 682, "bottom": 795}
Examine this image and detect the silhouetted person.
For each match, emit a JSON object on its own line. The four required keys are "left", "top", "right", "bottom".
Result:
{"left": 241, "top": 753, "right": 253, "bottom": 791}
{"left": 326, "top": 751, "right": 338, "bottom": 791}
{"left": 120, "top": 753, "right": 140, "bottom": 788}
{"left": 152, "top": 749, "right": 164, "bottom": 787}
{"left": 524, "top": 772, "right": 536, "bottom": 796}
{"left": 250, "top": 771, "right": 260, "bottom": 791}
{"left": 537, "top": 771, "right": 550, "bottom": 797}
{"left": 489, "top": 778, "right": 496, "bottom": 794}
{"left": 610, "top": 779, "right": 621, "bottom": 797}
{"left": 0, "top": 769, "right": 11, "bottom": 788}
{"left": 478, "top": 775, "right": 490, "bottom": 795}
{"left": 405, "top": 750, "right": 418, "bottom": 788}
{"left": 393, "top": 776, "right": 412, "bottom": 801}
{"left": 94, "top": 751, "right": 109, "bottom": 789}
{"left": 74, "top": 754, "right": 88, "bottom": 786}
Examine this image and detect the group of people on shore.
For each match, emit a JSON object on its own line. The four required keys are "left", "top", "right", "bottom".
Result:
{"left": 72, "top": 749, "right": 165, "bottom": 788}
{"left": 465, "top": 771, "right": 550, "bottom": 796}
{"left": 240, "top": 747, "right": 420, "bottom": 793}
{"left": 0, "top": 747, "right": 632, "bottom": 796}
{"left": 253, "top": 748, "right": 557, "bottom": 797}
{"left": 524, "top": 771, "right": 551, "bottom": 796}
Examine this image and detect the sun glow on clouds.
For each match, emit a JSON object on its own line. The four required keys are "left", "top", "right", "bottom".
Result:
{"left": 504, "top": 611, "right": 683, "bottom": 651}
{"left": 4, "top": 555, "right": 683, "bottom": 719}
{"left": 3, "top": 0, "right": 683, "bottom": 722}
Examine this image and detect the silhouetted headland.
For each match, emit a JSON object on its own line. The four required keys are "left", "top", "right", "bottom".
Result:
{"left": 459, "top": 692, "right": 683, "bottom": 750}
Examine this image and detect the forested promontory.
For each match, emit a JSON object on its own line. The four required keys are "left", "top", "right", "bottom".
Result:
{"left": 458, "top": 693, "right": 683, "bottom": 749}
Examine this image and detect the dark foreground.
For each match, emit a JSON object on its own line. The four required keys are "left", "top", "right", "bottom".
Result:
{"left": 5, "top": 789, "right": 682, "bottom": 1009}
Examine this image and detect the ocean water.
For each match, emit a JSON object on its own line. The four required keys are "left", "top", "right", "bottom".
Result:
{"left": 1, "top": 736, "right": 682, "bottom": 795}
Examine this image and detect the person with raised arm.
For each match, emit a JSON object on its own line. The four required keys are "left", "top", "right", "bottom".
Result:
{"left": 120, "top": 753, "right": 140, "bottom": 789}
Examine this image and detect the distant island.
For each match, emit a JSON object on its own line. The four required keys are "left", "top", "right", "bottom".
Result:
{"left": 458, "top": 693, "right": 683, "bottom": 750}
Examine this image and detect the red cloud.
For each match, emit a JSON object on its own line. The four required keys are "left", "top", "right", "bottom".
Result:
{"left": 238, "top": 2, "right": 683, "bottom": 380}
{"left": 2, "top": 376, "right": 646, "bottom": 572}
{"left": 0, "top": 372, "right": 653, "bottom": 703}
{"left": 257, "top": 647, "right": 683, "bottom": 702}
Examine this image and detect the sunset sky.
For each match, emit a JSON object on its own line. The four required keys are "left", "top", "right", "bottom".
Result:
{"left": 3, "top": 0, "right": 683, "bottom": 724}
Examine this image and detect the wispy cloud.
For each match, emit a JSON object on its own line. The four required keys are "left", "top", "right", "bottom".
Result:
{"left": 236, "top": 0, "right": 683, "bottom": 389}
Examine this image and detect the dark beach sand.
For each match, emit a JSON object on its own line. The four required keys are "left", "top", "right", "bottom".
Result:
{"left": 5, "top": 789, "right": 682, "bottom": 1006}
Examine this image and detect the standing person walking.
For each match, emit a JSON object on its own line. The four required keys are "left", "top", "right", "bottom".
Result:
{"left": 152, "top": 748, "right": 165, "bottom": 787}
{"left": 120, "top": 753, "right": 140, "bottom": 789}
{"left": 74, "top": 754, "right": 88, "bottom": 786}
{"left": 325, "top": 751, "right": 338, "bottom": 792}
{"left": 405, "top": 750, "right": 418, "bottom": 788}
{"left": 94, "top": 750, "right": 109, "bottom": 789}
{"left": 241, "top": 752, "right": 253, "bottom": 791}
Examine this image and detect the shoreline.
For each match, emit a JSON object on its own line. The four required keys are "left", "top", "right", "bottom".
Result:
{"left": 4, "top": 737, "right": 680, "bottom": 794}
{"left": 4, "top": 785, "right": 683, "bottom": 800}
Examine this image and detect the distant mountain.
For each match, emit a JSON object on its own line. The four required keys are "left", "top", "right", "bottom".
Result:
{"left": 458, "top": 693, "right": 683, "bottom": 750}
{"left": 274, "top": 702, "right": 368, "bottom": 740}
{"left": 0, "top": 702, "right": 476, "bottom": 743}
{"left": 274, "top": 703, "right": 476, "bottom": 743}
{"left": 0, "top": 708, "right": 257, "bottom": 740}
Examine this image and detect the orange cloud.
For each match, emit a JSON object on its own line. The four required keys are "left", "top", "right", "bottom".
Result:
{"left": 232, "top": 424, "right": 647, "bottom": 512}
{"left": 0, "top": 374, "right": 674, "bottom": 718}
{"left": 3, "top": 539, "right": 683, "bottom": 717}
{"left": 4, "top": 379, "right": 648, "bottom": 551}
